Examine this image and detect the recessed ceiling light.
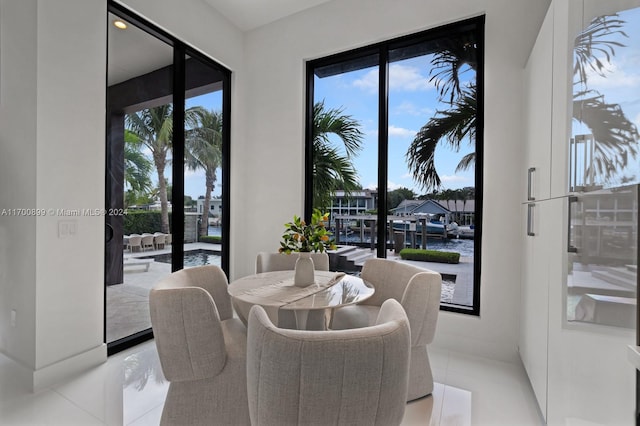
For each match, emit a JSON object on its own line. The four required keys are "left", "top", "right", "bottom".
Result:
{"left": 113, "top": 20, "right": 128, "bottom": 30}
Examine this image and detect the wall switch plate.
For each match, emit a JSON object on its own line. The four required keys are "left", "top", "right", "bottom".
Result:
{"left": 58, "top": 220, "right": 77, "bottom": 239}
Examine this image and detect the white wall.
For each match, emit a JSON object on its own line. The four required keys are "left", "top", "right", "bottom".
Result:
{"left": 235, "top": 0, "right": 551, "bottom": 362}
{"left": 0, "top": 0, "right": 107, "bottom": 389}
{"left": 0, "top": 0, "right": 39, "bottom": 370}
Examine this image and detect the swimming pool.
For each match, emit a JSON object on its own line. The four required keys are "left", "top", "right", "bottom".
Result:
{"left": 143, "top": 249, "right": 221, "bottom": 267}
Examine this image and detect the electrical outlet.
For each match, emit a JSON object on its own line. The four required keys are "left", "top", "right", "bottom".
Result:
{"left": 10, "top": 309, "right": 16, "bottom": 327}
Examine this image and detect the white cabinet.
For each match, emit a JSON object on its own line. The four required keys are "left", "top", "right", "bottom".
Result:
{"left": 520, "top": 201, "right": 555, "bottom": 420}
{"left": 521, "top": 1, "right": 639, "bottom": 424}
{"left": 523, "top": 5, "right": 553, "bottom": 202}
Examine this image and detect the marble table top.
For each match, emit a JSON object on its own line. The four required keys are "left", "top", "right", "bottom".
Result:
{"left": 228, "top": 270, "right": 374, "bottom": 311}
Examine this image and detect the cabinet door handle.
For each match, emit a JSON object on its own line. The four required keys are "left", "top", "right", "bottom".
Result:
{"left": 527, "top": 203, "right": 535, "bottom": 236}
{"left": 567, "top": 195, "right": 578, "bottom": 253}
{"left": 527, "top": 167, "right": 536, "bottom": 201}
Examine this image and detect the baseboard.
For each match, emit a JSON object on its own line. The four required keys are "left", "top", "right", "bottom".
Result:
{"left": 32, "top": 344, "right": 107, "bottom": 392}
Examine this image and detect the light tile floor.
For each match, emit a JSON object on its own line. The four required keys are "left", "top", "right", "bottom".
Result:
{"left": 0, "top": 341, "right": 543, "bottom": 425}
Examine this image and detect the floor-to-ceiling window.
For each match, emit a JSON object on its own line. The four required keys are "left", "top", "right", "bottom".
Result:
{"left": 306, "top": 17, "right": 483, "bottom": 314}
{"left": 105, "top": 3, "right": 231, "bottom": 354}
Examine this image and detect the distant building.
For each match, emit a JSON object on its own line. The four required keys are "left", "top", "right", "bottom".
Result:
{"left": 327, "top": 189, "right": 378, "bottom": 217}
{"left": 197, "top": 198, "right": 223, "bottom": 218}
{"left": 390, "top": 199, "right": 475, "bottom": 225}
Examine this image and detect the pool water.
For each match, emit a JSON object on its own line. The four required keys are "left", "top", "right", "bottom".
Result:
{"left": 143, "top": 249, "right": 221, "bottom": 267}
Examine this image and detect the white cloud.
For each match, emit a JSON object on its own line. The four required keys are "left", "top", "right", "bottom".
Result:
{"left": 184, "top": 168, "right": 204, "bottom": 178}
{"left": 394, "top": 101, "right": 434, "bottom": 117}
{"left": 389, "top": 64, "right": 432, "bottom": 92}
{"left": 365, "top": 182, "right": 378, "bottom": 190}
{"left": 353, "top": 69, "right": 378, "bottom": 93}
{"left": 441, "top": 174, "right": 467, "bottom": 184}
{"left": 353, "top": 64, "right": 433, "bottom": 93}
{"left": 387, "top": 181, "right": 403, "bottom": 191}
{"left": 388, "top": 125, "right": 416, "bottom": 138}
{"left": 585, "top": 58, "right": 640, "bottom": 90}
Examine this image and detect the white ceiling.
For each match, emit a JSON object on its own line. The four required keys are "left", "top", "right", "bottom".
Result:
{"left": 202, "top": 0, "right": 332, "bottom": 31}
{"left": 108, "top": 13, "right": 173, "bottom": 86}
{"left": 108, "top": 1, "right": 332, "bottom": 85}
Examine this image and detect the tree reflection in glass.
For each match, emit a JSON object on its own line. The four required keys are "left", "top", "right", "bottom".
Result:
{"left": 572, "top": 10, "right": 640, "bottom": 188}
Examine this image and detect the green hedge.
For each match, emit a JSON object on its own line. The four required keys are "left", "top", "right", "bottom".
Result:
{"left": 399, "top": 248, "right": 460, "bottom": 264}
{"left": 124, "top": 211, "right": 171, "bottom": 234}
{"left": 199, "top": 235, "right": 222, "bottom": 244}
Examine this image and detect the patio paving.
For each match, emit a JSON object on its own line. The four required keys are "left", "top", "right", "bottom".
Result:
{"left": 106, "top": 243, "right": 219, "bottom": 343}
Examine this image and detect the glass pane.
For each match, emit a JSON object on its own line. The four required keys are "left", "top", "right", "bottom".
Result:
{"left": 106, "top": 12, "right": 174, "bottom": 344}
{"left": 313, "top": 54, "right": 379, "bottom": 267}
{"left": 388, "top": 33, "right": 478, "bottom": 308}
{"left": 570, "top": 3, "right": 640, "bottom": 191}
{"left": 184, "top": 54, "right": 225, "bottom": 269}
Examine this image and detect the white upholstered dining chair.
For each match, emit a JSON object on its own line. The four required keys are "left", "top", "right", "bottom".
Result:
{"left": 149, "top": 265, "right": 250, "bottom": 425}
{"left": 255, "top": 251, "right": 330, "bottom": 273}
{"left": 331, "top": 258, "right": 442, "bottom": 401}
{"left": 229, "top": 251, "right": 332, "bottom": 327}
{"left": 247, "top": 299, "right": 411, "bottom": 425}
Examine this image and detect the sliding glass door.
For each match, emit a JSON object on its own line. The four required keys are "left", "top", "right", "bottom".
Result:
{"left": 105, "top": 3, "right": 230, "bottom": 354}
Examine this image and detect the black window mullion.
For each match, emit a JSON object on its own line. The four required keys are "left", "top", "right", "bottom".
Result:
{"left": 377, "top": 47, "right": 389, "bottom": 259}
{"left": 171, "top": 46, "right": 186, "bottom": 272}
{"left": 304, "top": 63, "right": 315, "bottom": 221}
{"left": 221, "top": 69, "right": 232, "bottom": 274}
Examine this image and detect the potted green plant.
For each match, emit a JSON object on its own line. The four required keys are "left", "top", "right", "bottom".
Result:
{"left": 279, "top": 209, "right": 336, "bottom": 286}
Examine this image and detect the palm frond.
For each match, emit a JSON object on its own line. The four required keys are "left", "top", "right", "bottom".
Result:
{"left": 313, "top": 100, "right": 364, "bottom": 158}
{"left": 574, "top": 14, "right": 627, "bottom": 86}
{"left": 406, "top": 87, "right": 476, "bottom": 191}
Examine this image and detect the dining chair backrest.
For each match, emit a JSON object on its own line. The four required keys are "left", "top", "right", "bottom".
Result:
{"left": 247, "top": 299, "right": 410, "bottom": 425}
{"left": 149, "top": 265, "right": 249, "bottom": 425}
{"left": 255, "top": 251, "right": 330, "bottom": 273}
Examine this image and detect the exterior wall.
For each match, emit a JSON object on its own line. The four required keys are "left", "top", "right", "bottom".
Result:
{"left": 235, "top": 0, "right": 551, "bottom": 362}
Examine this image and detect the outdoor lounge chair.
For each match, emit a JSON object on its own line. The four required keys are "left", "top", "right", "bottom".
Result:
{"left": 127, "top": 235, "right": 142, "bottom": 253}
{"left": 153, "top": 233, "right": 166, "bottom": 250}
{"left": 141, "top": 234, "right": 155, "bottom": 251}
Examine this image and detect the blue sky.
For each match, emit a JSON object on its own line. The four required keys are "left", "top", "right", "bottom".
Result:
{"left": 314, "top": 53, "right": 475, "bottom": 196}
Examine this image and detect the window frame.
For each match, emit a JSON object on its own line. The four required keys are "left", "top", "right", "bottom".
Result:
{"left": 304, "top": 16, "right": 484, "bottom": 316}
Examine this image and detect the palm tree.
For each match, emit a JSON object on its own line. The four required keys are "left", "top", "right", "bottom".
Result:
{"left": 126, "top": 104, "right": 200, "bottom": 233}
{"left": 126, "top": 105, "right": 173, "bottom": 233}
{"left": 186, "top": 108, "right": 223, "bottom": 237}
{"left": 123, "top": 130, "right": 153, "bottom": 196}
{"left": 312, "top": 100, "right": 364, "bottom": 209}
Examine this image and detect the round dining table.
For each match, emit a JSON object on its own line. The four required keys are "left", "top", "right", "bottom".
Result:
{"left": 228, "top": 270, "right": 374, "bottom": 330}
